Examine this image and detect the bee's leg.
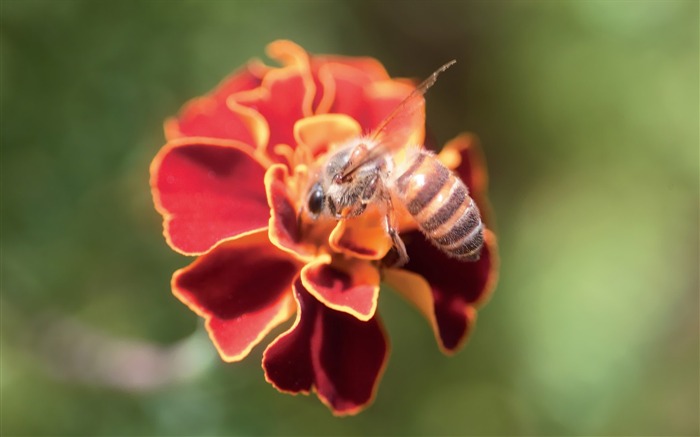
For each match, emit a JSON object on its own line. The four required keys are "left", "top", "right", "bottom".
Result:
{"left": 387, "top": 222, "right": 409, "bottom": 267}
{"left": 381, "top": 193, "right": 409, "bottom": 268}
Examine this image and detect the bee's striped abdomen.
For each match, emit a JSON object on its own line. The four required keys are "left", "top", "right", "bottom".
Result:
{"left": 394, "top": 150, "right": 483, "bottom": 261}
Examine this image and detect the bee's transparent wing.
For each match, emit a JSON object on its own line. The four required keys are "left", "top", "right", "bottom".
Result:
{"left": 340, "top": 60, "right": 456, "bottom": 180}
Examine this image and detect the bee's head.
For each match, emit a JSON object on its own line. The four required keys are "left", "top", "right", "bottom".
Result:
{"left": 304, "top": 145, "right": 353, "bottom": 220}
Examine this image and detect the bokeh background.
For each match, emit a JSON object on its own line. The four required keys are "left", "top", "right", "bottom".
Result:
{"left": 2, "top": 1, "right": 698, "bottom": 435}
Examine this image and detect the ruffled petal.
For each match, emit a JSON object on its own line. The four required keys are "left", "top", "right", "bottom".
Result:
{"left": 321, "top": 63, "right": 374, "bottom": 128}
{"left": 312, "top": 61, "right": 390, "bottom": 124}
{"left": 165, "top": 62, "right": 268, "bottom": 145}
{"left": 293, "top": 114, "right": 361, "bottom": 157}
{"left": 263, "top": 278, "right": 389, "bottom": 416}
{"left": 211, "top": 60, "right": 269, "bottom": 100}
{"left": 300, "top": 256, "right": 380, "bottom": 321}
{"left": 150, "top": 138, "right": 271, "bottom": 255}
{"left": 164, "top": 98, "right": 269, "bottom": 150}
{"left": 235, "top": 66, "right": 315, "bottom": 162}
{"left": 266, "top": 39, "right": 310, "bottom": 70}
{"left": 385, "top": 229, "right": 498, "bottom": 353}
{"left": 172, "top": 231, "right": 300, "bottom": 362}
{"left": 313, "top": 56, "right": 390, "bottom": 82}
{"left": 437, "top": 133, "right": 493, "bottom": 226}
{"left": 265, "top": 39, "right": 336, "bottom": 117}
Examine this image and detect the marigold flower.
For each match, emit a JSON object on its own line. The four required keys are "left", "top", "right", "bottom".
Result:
{"left": 150, "top": 40, "right": 498, "bottom": 415}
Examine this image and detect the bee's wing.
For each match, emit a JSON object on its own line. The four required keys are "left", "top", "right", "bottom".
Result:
{"left": 340, "top": 60, "right": 456, "bottom": 180}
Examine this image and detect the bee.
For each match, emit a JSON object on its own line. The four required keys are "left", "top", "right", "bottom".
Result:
{"left": 304, "top": 60, "right": 483, "bottom": 266}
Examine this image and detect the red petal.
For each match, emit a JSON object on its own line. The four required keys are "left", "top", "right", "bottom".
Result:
{"left": 263, "top": 278, "right": 389, "bottom": 416}
{"left": 165, "top": 63, "right": 269, "bottom": 146}
{"left": 437, "top": 134, "right": 493, "bottom": 226}
{"left": 264, "top": 40, "right": 335, "bottom": 115}
{"left": 385, "top": 229, "right": 498, "bottom": 353}
{"left": 235, "top": 66, "right": 314, "bottom": 163}
{"left": 311, "top": 61, "right": 389, "bottom": 123}
{"left": 300, "top": 257, "right": 380, "bottom": 321}
{"left": 165, "top": 98, "right": 268, "bottom": 149}
{"left": 327, "top": 64, "right": 373, "bottom": 127}
{"left": 211, "top": 60, "right": 269, "bottom": 101}
{"left": 150, "top": 138, "right": 270, "bottom": 255}
{"left": 172, "top": 231, "right": 300, "bottom": 361}
{"left": 313, "top": 56, "right": 390, "bottom": 82}
{"left": 311, "top": 60, "right": 335, "bottom": 115}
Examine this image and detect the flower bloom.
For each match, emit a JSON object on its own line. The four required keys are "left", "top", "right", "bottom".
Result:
{"left": 150, "top": 40, "right": 498, "bottom": 415}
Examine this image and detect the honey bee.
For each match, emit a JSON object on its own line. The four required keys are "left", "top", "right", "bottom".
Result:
{"left": 304, "top": 60, "right": 483, "bottom": 266}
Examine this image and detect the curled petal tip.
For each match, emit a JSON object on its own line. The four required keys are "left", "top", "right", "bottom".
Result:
{"left": 171, "top": 232, "right": 300, "bottom": 361}
{"left": 300, "top": 258, "right": 380, "bottom": 321}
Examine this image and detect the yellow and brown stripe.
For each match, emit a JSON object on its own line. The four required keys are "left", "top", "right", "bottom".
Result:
{"left": 394, "top": 150, "right": 484, "bottom": 261}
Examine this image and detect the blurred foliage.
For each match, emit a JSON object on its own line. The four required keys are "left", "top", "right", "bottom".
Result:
{"left": 1, "top": 0, "right": 698, "bottom": 435}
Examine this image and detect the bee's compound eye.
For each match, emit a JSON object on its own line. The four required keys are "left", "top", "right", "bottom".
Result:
{"left": 307, "top": 182, "right": 324, "bottom": 215}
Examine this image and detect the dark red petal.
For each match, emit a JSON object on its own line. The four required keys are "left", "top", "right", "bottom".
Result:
{"left": 172, "top": 231, "right": 300, "bottom": 361}
{"left": 235, "top": 66, "right": 314, "bottom": 163}
{"left": 263, "top": 278, "right": 389, "bottom": 416}
{"left": 388, "top": 229, "right": 498, "bottom": 353}
{"left": 150, "top": 138, "right": 270, "bottom": 255}
{"left": 437, "top": 134, "right": 493, "bottom": 225}
{"left": 265, "top": 164, "right": 317, "bottom": 259}
{"left": 300, "top": 257, "right": 380, "bottom": 321}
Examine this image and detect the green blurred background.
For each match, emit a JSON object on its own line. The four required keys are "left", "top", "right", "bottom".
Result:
{"left": 2, "top": 0, "right": 698, "bottom": 435}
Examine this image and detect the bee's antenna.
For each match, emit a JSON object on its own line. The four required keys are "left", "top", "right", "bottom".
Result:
{"left": 420, "top": 59, "right": 456, "bottom": 92}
